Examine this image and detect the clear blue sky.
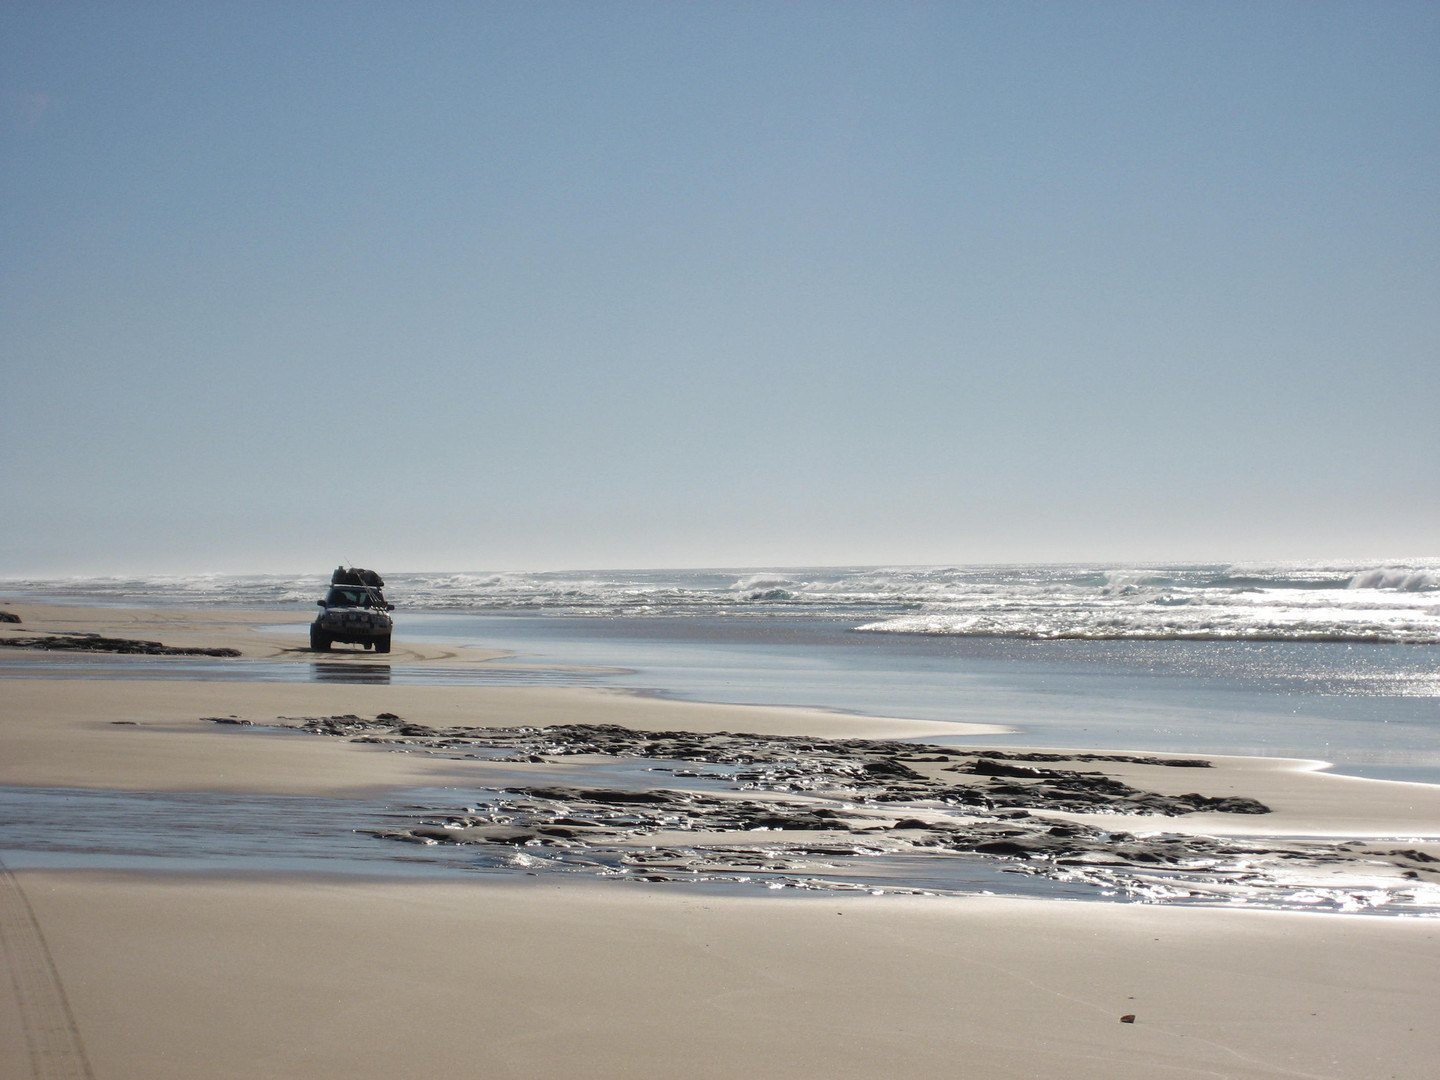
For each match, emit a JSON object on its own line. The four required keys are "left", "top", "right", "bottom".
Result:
{"left": 2, "top": 2, "right": 1436, "bottom": 573}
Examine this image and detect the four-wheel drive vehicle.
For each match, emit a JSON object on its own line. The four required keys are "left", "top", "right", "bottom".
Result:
{"left": 311, "top": 567, "right": 394, "bottom": 653}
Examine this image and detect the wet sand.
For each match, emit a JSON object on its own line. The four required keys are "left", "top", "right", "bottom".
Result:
{"left": 2, "top": 602, "right": 1439, "bottom": 1078}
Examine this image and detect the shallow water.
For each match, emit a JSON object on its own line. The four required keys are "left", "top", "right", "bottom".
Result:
{"left": 0, "top": 653, "right": 611, "bottom": 686}
{"left": 6, "top": 611, "right": 1438, "bottom": 781}
{"left": 7, "top": 769, "right": 1435, "bottom": 914}
{"left": 6, "top": 762, "right": 1435, "bottom": 914}
{"left": 4, "top": 588, "right": 1438, "bottom": 905}
{"left": 0, "top": 783, "right": 1083, "bottom": 900}
{"left": 386, "top": 614, "right": 1440, "bottom": 780}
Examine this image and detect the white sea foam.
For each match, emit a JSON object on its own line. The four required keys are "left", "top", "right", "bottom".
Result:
{"left": 1348, "top": 567, "right": 1438, "bottom": 591}
{"left": 730, "top": 573, "right": 799, "bottom": 601}
{"left": 3, "top": 561, "right": 1438, "bottom": 644}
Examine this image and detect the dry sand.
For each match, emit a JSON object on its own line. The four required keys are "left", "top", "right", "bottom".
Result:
{"left": 9, "top": 873, "right": 1439, "bottom": 1080}
{"left": 2, "top": 602, "right": 1438, "bottom": 1079}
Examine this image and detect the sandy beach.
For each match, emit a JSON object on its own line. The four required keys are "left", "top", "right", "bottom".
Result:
{"left": 7, "top": 1, "right": 1436, "bottom": 1075}
{"left": 3, "top": 602, "right": 1439, "bottom": 1079}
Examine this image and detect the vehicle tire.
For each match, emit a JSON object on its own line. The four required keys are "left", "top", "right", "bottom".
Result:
{"left": 373, "top": 635, "right": 391, "bottom": 655}
{"left": 310, "top": 626, "right": 331, "bottom": 651}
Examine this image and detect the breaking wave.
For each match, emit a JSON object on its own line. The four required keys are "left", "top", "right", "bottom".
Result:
{"left": 1348, "top": 567, "right": 1438, "bottom": 592}
{"left": 730, "top": 574, "right": 798, "bottom": 602}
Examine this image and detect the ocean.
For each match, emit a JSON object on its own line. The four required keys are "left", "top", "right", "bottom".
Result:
{"left": 7, "top": 561, "right": 1439, "bottom": 642}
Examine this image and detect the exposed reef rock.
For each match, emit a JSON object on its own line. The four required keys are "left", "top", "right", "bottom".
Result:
{"left": 286, "top": 716, "right": 1265, "bottom": 818}
{"left": 224, "top": 715, "right": 1439, "bottom": 907}
{"left": 946, "top": 759, "right": 1270, "bottom": 815}
{"left": 1, "top": 632, "right": 240, "bottom": 657}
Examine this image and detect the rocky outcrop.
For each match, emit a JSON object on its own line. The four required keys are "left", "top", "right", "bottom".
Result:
{"left": 204, "top": 714, "right": 1438, "bottom": 906}
{"left": 0, "top": 632, "right": 239, "bottom": 657}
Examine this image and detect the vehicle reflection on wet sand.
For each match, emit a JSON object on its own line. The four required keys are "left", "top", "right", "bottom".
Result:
{"left": 311, "top": 662, "right": 392, "bottom": 685}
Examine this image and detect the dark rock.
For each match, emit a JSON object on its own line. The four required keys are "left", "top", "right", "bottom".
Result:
{"left": 0, "top": 611, "right": 20, "bottom": 623}
{"left": 1389, "top": 849, "right": 1439, "bottom": 863}
{"left": 1169, "top": 794, "right": 1270, "bottom": 815}
{"left": 275, "top": 719, "right": 1296, "bottom": 897}
{"left": 1116, "top": 847, "right": 1166, "bottom": 863}
{"left": 973, "top": 840, "right": 1033, "bottom": 858}
{"left": 410, "top": 827, "right": 461, "bottom": 842}
{"left": 0, "top": 632, "right": 239, "bottom": 657}
{"left": 862, "top": 759, "right": 925, "bottom": 780}
{"left": 965, "top": 759, "right": 1073, "bottom": 779}
{"left": 952, "top": 750, "right": 1211, "bottom": 769}
{"left": 743, "top": 813, "right": 845, "bottom": 831}
{"left": 935, "top": 786, "right": 994, "bottom": 808}
{"left": 519, "top": 786, "right": 682, "bottom": 806}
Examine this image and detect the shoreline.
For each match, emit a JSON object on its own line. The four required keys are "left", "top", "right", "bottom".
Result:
{"left": 3, "top": 600, "right": 1439, "bottom": 1078}
{"left": 4, "top": 673, "right": 1438, "bottom": 833}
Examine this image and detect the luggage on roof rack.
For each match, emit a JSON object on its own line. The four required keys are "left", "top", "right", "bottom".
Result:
{"left": 332, "top": 566, "right": 385, "bottom": 589}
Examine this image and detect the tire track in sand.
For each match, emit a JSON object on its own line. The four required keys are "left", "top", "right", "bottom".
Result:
{"left": 0, "top": 857, "right": 95, "bottom": 1080}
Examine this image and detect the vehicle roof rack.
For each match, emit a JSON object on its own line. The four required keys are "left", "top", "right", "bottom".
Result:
{"left": 331, "top": 566, "right": 385, "bottom": 589}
